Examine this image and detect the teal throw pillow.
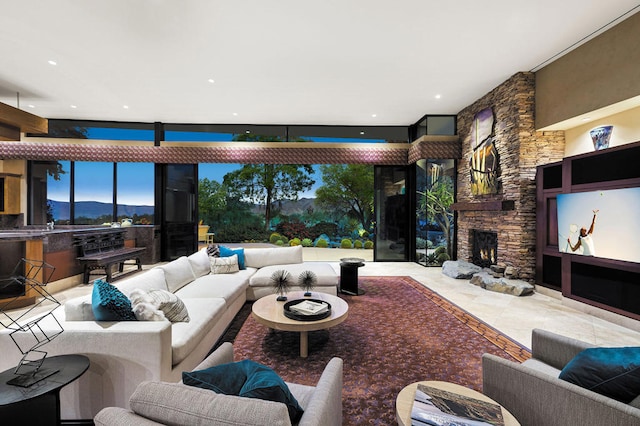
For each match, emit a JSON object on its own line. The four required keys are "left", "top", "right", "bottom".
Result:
{"left": 183, "top": 360, "right": 303, "bottom": 423}
{"left": 91, "top": 279, "right": 137, "bottom": 321}
{"left": 219, "top": 246, "right": 245, "bottom": 270}
{"left": 559, "top": 346, "right": 640, "bottom": 403}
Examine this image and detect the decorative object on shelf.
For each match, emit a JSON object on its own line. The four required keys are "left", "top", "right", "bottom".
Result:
{"left": 298, "top": 270, "right": 317, "bottom": 297}
{"left": 283, "top": 298, "right": 332, "bottom": 321}
{"left": 0, "top": 258, "right": 61, "bottom": 387}
{"left": 270, "top": 269, "right": 291, "bottom": 301}
{"left": 590, "top": 125, "right": 613, "bottom": 151}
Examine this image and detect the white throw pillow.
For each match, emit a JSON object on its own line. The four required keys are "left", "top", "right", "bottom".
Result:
{"left": 210, "top": 254, "right": 239, "bottom": 274}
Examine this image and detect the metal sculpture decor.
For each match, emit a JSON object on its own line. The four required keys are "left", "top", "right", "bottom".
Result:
{"left": 298, "top": 270, "right": 317, "bottom": 297}
{"left": 270, "top": 269, "right": 291, "bottom": 301}
{"left": 0, "top": 258, "right": 62, "bottom": 387}
{"left": 469, "top": 107, "right": 499, "bottom": 195}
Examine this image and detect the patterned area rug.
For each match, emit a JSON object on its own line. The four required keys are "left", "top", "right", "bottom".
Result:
{"left": 226, "top": 276, "right": 530, "bottom": 425}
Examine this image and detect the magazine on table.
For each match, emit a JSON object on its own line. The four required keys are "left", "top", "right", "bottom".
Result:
{"left": 289, "top": 300, "right": 329, "bottom": 315}
{"left": 411, "top": 383, "right": 504, "bottom": 426}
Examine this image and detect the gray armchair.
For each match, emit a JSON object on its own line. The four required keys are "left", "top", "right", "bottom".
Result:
{"left": 482, "top": 328, "right": 640, "bottom": 426}
{"left": 94, "top": 342, "right": 343, "bottom": 426}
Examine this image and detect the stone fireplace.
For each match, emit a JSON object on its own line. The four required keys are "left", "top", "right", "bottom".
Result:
{"left": 471, "top": 230, "right": 497, "bottom": 267}
{"left": 453, "top": 72, "right": 565, "bottom": 281}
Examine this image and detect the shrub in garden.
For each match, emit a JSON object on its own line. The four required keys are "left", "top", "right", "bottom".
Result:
{"left": 341, "top": 238, "right": 352, "bottom": 249}
{"left": 301, "top": 238, "right": 313, "bottom": 247}
{"left": 416, "top": 238, "right": 427, "bottom": 249}
{"left": 437, "top": 252, "right": 450, "bottom": 263}
{"left": 276, "top": 239, "right": 285, "bottom": 246}
{"left": 364, "top": 240, "right": 374, "bottom": 249}
{"left": 270, "top": 232, "right": 282, "bottom": 244}
{"left": 434, "top": 246, "right": 447, "bottom": 255}
{"left": 354, "top": 240, "right": 363, "bottom": 249}
{"left": 309, "top": 222, "right": 338, "bottom": 240}
{"left": 289, "top": 238, "right": 301, "bottom": 246}
{"left": 316, "top": 238, "right": 329, "bottom": 248}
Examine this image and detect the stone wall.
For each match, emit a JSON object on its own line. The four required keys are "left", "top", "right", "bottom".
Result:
{"left": 456, "top": 72, "right": 565, "bottom": 281}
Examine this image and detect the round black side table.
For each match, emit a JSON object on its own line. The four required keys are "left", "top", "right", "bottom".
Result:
{"left": 339, "top": 257, "right": 365, "bottom": 295}
{"left": 0, "top": 354, "right": 90, "bottom": 426}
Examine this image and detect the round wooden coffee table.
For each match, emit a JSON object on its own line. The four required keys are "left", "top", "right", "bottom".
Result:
{"left": 251, "top": 291, "right": 349, "bottom": 358}
{"left": 395, "top": 381, "right": 520, "bottom": 426}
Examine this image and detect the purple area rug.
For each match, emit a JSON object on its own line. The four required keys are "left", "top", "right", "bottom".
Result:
{"left": 230, "top": 276, "right": 530, "bottom": 425}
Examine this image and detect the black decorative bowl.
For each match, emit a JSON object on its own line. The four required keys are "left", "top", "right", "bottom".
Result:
{"left": 283, "top": 298, "right": 332, "bottom": 321}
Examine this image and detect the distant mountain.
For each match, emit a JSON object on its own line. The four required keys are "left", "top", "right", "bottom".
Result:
{"left": 48, "top": 198, "right": 316, "bottom": 220}
{"left": 48, "top": 200, "right": 154, "bottom": 220}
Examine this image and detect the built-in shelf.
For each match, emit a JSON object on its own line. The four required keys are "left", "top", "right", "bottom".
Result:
{"left": 0, "top": 101, "right": 48, "bottom": 141}
{"left": 536, "top": 140, "right": 640, "bottom": 320}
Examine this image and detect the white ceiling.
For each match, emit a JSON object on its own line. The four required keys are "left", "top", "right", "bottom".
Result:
{"left": 0, "top": 1, "right": 639, "bottom": 128}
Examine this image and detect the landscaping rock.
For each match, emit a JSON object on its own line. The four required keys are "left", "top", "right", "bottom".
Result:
{"left": 442, "top": 260, "right": 482, "bottom": 279}
{"left": 470, "top": 271, "right": 534, "bottom": 296}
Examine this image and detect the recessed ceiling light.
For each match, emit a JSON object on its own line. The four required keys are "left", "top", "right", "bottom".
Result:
{"left": 208, "top": 78, "right": 215, "bottom": 84}
{"left": 233, "top": 112, "right": 238, "bottom": 116}
{"left": 371, "top": 114, "right": 377, "bottom": 118}
{"left": 123, "top": 105, "right": 129, "bottom": 109}
{"left": 28, "top": 104, "right": 35, "bottom": 108}
{"left": 435, "top": 94, "right": 442, "bottom": 99}
{"left": 48, "top": 60, "right": 57, "bottom": 66}
{"left": 360, "top": 131, "right": 365, "bottom": 135}
{"left": 70, "top": 105, "right": 77, "bottom": 109}
{"left": 245, "top": 130, "right": 251, "bottom": 134}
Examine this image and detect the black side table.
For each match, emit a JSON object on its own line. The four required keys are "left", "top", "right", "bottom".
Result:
{"left": 0, "top": 354, "right": 90, "bottom": 426}
{"left": 339, "top": 257, "right": 365, "bottom": 295}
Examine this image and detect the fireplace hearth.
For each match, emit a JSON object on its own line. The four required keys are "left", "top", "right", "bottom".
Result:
{"left": 471, "top": 230, "right": 497, "bottom": 267}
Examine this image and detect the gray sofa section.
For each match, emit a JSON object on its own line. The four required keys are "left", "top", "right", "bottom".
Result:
{"left": 482, "top": 328, "right": 640, "bottom": 426}
{"left": 94, "top": 342, "right": 343, "bottom": 426}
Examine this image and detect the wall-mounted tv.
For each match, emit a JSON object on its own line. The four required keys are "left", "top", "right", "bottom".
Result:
{"left": 557, "top": 187, "right": 640, "bottom": 263}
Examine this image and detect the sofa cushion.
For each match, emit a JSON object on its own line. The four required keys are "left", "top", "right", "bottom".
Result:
{"left": 220, "top": 246, "right": 246, "bottom": 270}
{"left": 559, "top": 346, "right": 640, "bottom": 403}
{"left": 160, "top": 256, "right": 196, "bottom": 293}
{"left": 92, "top": 279, "right": 137, "bottom": 321}
{"left": 187, "top": 248, "right": 211, "bottom": 278}
{"left": 114, "top": 267, "right": 168, "bottom": 297}
{"left": 244, "top": 245, "right": 303, "bottom": 268}
{"left": 175, "top": 270, "right": 252, "bottom": 302}
{"left": 170, "top": 298, "right": 226, "bottom": 365}
{"left": 250, "top": 262, "right": 338, "bottom": 287}
{"left": 183, "top": 359, "right": 304, "bottom": 423}
{"left": 210, "top": 254, "right": 240, "bottom": 274}
{"left": 129, "top": 381, "right": 291, "bottom": 426}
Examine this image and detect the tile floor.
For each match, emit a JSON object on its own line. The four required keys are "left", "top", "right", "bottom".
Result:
{"left": 5, "top": 248, "right": 640, "bottom": 350}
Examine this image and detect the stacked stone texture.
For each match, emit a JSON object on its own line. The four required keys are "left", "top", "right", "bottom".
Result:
{"left": 456, "top": 72, "right": 565, "bottom": 282}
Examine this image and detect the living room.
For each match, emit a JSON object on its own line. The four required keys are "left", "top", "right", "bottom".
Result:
{"left": 1, "top": 2, "right": 640, "bottom": 425}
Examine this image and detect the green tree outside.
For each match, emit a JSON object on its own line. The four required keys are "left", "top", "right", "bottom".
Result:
{"left": 315, "top": 164, "right": 374, "bottom": 231}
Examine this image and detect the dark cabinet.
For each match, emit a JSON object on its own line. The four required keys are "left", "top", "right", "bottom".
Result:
{"left": 536, "top": 141, "right": 640, "bottom": 320}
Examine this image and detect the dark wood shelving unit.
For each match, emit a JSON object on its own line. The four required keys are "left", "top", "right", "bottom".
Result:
{"left": 536, "top": 141, "right": 640, "bottom": 320}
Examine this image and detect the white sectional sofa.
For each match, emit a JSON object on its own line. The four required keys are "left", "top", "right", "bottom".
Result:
{"left": 0, "top": 245, "right": 338, "bottom": 421}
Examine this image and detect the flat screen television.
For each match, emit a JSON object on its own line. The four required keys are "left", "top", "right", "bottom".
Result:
{"left": 557, "top": 187, "right": 640, "bottom": 263}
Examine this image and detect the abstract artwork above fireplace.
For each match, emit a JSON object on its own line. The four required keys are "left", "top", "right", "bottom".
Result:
{"left": 469, "top": 107, "right": 499, "bottom": 195}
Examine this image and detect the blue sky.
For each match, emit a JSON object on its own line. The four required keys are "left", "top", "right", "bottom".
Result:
{"left": 48, "top": 161, "right": 322, "bottom": 206}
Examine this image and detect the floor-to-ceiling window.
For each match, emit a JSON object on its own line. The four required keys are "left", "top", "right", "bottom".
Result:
{"left": 415, "top": 159, "right": 455, "bottom": 266}
{"left": 374, "top": 166, "right": 410, "bottom": 261}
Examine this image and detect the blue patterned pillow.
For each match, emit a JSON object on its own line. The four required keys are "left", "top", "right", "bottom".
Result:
{"left": 182, "top": 360, "right": 303, "bottom": 423}
{"left": 559, "top": 346, "right": 640, "bottom": 403}
{"left": 92, "top": 279, "right": 137, "bottom": 321}
{"left": 219, "top": 246, "right": 245, "bottom": 270}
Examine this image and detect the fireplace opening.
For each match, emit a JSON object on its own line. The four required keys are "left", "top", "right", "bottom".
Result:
{"left": 471, "top": 230, "right": 497, "bottom": 267}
